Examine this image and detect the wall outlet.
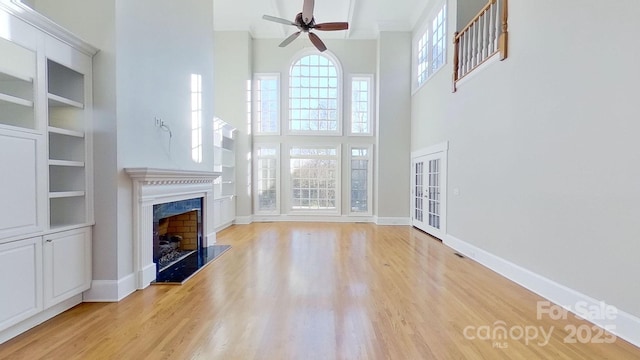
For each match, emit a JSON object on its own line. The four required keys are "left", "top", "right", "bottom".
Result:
{"left": 453, "top": 188, "right": 460, "bottom": 196}
{"left": 155, "top": 117, "right": 162, "bottom": 127}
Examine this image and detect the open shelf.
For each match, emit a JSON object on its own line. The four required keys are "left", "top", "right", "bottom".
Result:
{"left": 49, "top": 132, "right": 85, "bottom": 162}
{"left": 0, "top": 101, "right": 35, "bottom": 130}
{"left": 0, "top": 68, "right": 33, "bottom": 84}
{"left": 49, "top": 196, "right": 87, "bottom": 229}
{"left": 213, "top": 118, "right": 236, "bottom": 202}
{"left": 48, "top": 106, "right": 84, "bottom": 132}
{"left": 48, "top": 126, "right": 84, "bottom": 138}
{"left": 0, "top": 59, "right": 35, "bottom": 130}
{"left": 49, "top": 191, "right": 86, "bottom": 199}
{"left": 46, "top": 59, "right": 89, "bottom": 231}
{"left": 48, "top": 93, "right": 83, "bottom": 109}
{"left": 49, "top": 160, "right": 85, "bottom": 167}
{"left": 0, "top": 93, "right": 33, "bottom": 107}
{"left": 49, "top": 165, "right": 85, "bottom": 193}
{"left": 46, "top": 59, "right": 88, "bottom": 230}
{"left": 0, "top": 59, "right": 34, "bottom": 105}
{"left": 47, "top": 60, "right": 84, "bottom": 105}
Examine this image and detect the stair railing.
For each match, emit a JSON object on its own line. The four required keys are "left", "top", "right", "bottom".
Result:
{"left": 452, "top": 0, "right": 508, "bottom": 92}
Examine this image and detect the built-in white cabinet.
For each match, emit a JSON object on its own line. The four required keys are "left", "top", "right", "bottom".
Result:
{"left": 213, "top": 118, "right": 236, "bottom": 230}
{"left": 0, "top": 0, "right": 96, "bottom": 343}
{"left": 43, "top": 228, "right": 92, "bottom": 309}
{"left": 0, "top": 237, "right": 42, "bottom": 332}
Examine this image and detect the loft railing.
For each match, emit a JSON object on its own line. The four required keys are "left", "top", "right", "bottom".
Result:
{"left": 452, "top": 0, "right": 508, "bottom": 92}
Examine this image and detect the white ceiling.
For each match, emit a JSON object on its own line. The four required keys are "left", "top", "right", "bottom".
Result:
{"left": 214, "top": 0, "right": 430, "bottom": 40}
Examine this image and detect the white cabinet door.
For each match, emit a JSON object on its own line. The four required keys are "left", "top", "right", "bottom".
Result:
{"left": 213, "top": 197, "right": 236, "bottom": 231}
{"left": 0, "top": 132, "right": 43, "bottom": 239}
{"left": 222, "top": 196, "right": 236, "bottom": 226}
{"left": 43, "top": 227, "right": 91, "bottom": 309}
{"left": 0, "top": 237, "right": 42, "bottom": 332}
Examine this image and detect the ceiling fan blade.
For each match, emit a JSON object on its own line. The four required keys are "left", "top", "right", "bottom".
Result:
{"left": 308, "top": 32, "right": 327, "bottom": 52}
{"left": 280, "top": 31, "right": 302, "bottom": 47}
{"left": 302, "top": 0, "right": 315, "bottom": 25}
{"left": 314, "top": 22, "right": 349, "bottom": 31}
{"left": 262, "top": 15, "right": 296, "bottom": 26}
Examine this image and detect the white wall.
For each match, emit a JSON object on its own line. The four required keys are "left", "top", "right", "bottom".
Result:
{"left": 412, "top": 0, "right": 640, "bottom": 318}
{"left": 115, "top": 0, "right": 215, "bottom": 279}
{"left": 214, "top": 32, "right": 253, "bottom": 219}
{"left": 116, "top": 0, "right": 215, "bottom": 171}
{"left": 252, "top": 38, "right": 378, "bottom": 75}
{"left": 32, "top": 0, "right": 216, "bottom": 292}
{"left": 456, "top": 0, "right": 488, "bottom": 30}
{"left": 376, "top": 32, "right": 412, "bottom": 220}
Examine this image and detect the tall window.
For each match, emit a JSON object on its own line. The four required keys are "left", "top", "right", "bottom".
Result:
{"left": 190, "top": 74, "right": 202, "bottom": 163}
{"left": 289, "top": 54, "right": 340, "bottom": 134}
{"left": 254, "top": 74, "right": 280, "bottom": 134}
{"left": 351, "top": 75, "right": 373, "bottom": 135}
{"left": 414, "top": 2, "right": 447, "bottom": 90}
{"left": 251, "top": 50, "right": 375, "bottom": 218}
{"left": 431, "top": 5, "right": 447, "bottom": 72}
{"left": 349, "top": 146, "right": 372, "bottom": 214}
{"left": 255, "top": 145, "right": 279, "bottom": 213}
{"left": 289, "top": 146, "right": 339, "bottom": 211}
{"left": 416, "top": 33, "right": 429, "bottom": 86}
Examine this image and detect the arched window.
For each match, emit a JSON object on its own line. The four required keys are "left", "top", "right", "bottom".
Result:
{"left": 289, "top": 53, "right": 341, "bottom": 134}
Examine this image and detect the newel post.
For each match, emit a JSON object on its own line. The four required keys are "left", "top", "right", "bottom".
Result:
{"left": 452, "top": 31, "right": 460, "bottom": 92}
{"left": 499, "top": 0, "right": 509, "bottom": 60}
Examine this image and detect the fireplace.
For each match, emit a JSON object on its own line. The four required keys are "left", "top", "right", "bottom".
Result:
{"left": 153, "top": 198, "right": 203, "bottom": 276}
{"left": 126, "top": 168, "right": 220, "bottom": 288}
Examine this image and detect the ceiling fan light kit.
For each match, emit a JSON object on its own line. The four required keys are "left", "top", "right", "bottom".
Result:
{"left": 262, "top": 0, "right": 349, "bottom": 52}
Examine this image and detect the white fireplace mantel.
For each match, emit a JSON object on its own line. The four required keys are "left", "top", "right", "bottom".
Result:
{"left": 125, "top": 168, "right": 221, "bottom": 289}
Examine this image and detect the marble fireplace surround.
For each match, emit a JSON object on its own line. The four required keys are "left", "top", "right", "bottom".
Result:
{"left": 125, "top": 168, "right": 220, "bottom": 289}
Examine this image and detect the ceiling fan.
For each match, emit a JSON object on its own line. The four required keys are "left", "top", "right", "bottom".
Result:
{"left": 262, "top": 0, "right": 349, "bottom": 52}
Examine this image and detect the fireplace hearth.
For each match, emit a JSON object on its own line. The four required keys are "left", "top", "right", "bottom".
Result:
{"left": 151, "top": 197, "right": 231, "bottom": 284}
{"left": 153, "top": 244, "right": 231, "bottom": 284}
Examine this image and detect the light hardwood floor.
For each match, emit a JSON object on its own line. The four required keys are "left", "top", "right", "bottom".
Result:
{"left": 1, "top": 223, "right": 639, "bottom": 359}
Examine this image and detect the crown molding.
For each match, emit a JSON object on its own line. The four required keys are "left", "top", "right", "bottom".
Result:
{"left": 0, "top": 0, "right": 99, "bottom": 56}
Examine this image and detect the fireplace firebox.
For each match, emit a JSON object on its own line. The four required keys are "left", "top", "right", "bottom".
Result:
{"left": 153, "top": 198, "right": 203, "bottom": 277}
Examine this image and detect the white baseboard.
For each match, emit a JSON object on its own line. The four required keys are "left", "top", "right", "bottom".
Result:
{"left": 83, "top": 273, "right": 136, "bottom": 302}
{"left": 251, "top": 215, "right": 376, "bottom": 223}
{"left": 0, "top": 295, "right": 82, "bottom": 345}
{"left": 234, "top": 216, "right": 253, "bottom": 225}
{"left": 444, "top": 234, "right": 640, "bottom": 348}
{"left": 375, "top": 217, "right": 411, "bottom": 226}
{"left": 139, "top": 263, "right": 156, "bottom": 289}
{"left": 237, "top": 215, "right": 411, "bottom": 225}
{"left": 206, "top": 231, "right": 217, "bottom": 246}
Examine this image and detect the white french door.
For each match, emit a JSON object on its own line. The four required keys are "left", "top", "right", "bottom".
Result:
{"left": 411, "top": 143, "right": 447, "bottom": 239}
{"left": 412, "top": 159, "right": 427, "bottom": 230}
{"left": 425, "top": 157, "right": 442, "bottom": 232}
